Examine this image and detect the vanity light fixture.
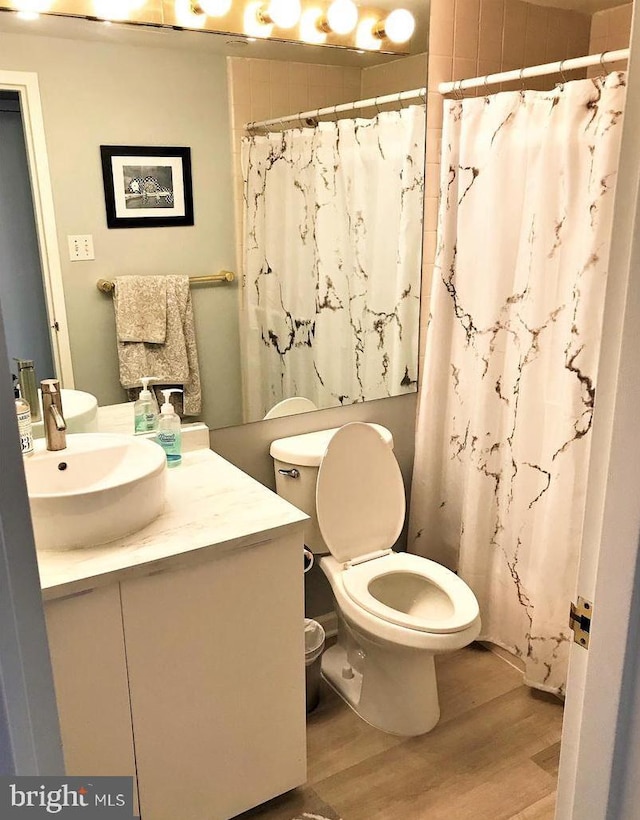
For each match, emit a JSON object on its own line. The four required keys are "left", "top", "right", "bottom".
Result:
{"left": 175, "top": 0, "right": 207, "bottom": 27}
{"left": 191, "top": 0, "right": 232, "bottom": 16}
{"left": 373, "top": 7, "right": 415, "bottom": 43}
{"left": 300, "top": 7, "right": 326, "bottom": 44}
{"left": 257, "top": 0, "right": 301, "bottom": 28}
{"left": 13, "top": 0, "right": 53, "bottom": 20}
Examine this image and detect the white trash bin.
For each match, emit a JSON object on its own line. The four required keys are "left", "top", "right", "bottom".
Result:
{"left": 304, "top": 618, "right": 325, "bottom": 713}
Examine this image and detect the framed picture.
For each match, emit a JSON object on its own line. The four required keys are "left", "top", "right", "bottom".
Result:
{"left": 100, "top": 145, "right": 194, "bottom": 228}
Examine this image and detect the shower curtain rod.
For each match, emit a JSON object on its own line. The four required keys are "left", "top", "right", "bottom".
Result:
{"left": 438, "top": 48, "right": 629, "bottom": 95}
{"left": 245, "top": 86, "right": 426, "bottom": 132}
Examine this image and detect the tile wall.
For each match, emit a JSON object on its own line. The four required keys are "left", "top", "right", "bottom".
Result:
{"left": 588, "top": 3, "right": 632, "bottom": 75}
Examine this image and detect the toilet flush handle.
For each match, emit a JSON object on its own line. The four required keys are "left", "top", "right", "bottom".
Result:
{"left": 278, "top": 468, "right": 300, "bottom": 479}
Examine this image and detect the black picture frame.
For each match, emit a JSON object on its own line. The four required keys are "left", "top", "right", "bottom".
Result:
{"left": 100, "top": 145, "right": 194, "bottom": 229}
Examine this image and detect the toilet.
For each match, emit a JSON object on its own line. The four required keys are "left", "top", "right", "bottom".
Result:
{"left": 270, "top": 422, "right": 481, "bottom": 737}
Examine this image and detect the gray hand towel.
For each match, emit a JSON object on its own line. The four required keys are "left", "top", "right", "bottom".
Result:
{"left": 114, "top": 275, "right": 167, "bottom": 343}
{"left": 117, "top": 275, "right": 202, "bottom": 415}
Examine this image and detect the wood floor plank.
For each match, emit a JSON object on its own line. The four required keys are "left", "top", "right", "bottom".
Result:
{"left": 314, "top": 685, "right": 563, "bottom": 820}
{"left": 436, "top": 644, "right": 524, "bottom": 724}
{"left": 359, "top": 758, "right": 556, "bottom": 820}
{"left": 509, "top": 792, "right": 557, "bottom": 819}
{"left": 531, "top": 741, "right": 562, "bottom": 778}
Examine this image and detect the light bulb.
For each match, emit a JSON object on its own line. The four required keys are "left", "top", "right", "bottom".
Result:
{"left": 301, "top": 7, "right": 326, "bottom": 44}
{"left": 264, "top": 0, "right": 300, "bottom": 28}
{"left": 14, "top": 0, "right": 52, "bottom": 18}
{"left": 384, "top": 9, "right": 415, "bottom": 43}
{"left": 245, "top": 0, "right": 273, "bottom": 37}
{"left": 174, "top": 0, "right": 207, "bottom": 28}
{"left": 326, "top": 0, "right": 357, "bottom": 35}
{"left": 198, "top": 0, "right": 232, "bottom": 15}
{"left": 356, "top": 17, "right": 381, "bottom": 51}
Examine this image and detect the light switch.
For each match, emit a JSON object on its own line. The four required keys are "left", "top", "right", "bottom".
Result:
{"left": 68, "top": 235, "right": 95, "bottom": 261}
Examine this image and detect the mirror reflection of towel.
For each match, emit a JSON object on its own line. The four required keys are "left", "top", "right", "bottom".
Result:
{"left": 114, "top": 275, "right": 167, "bottom": 343}
{"left": 115, "top": 275, "right": 202, "bottom": 415}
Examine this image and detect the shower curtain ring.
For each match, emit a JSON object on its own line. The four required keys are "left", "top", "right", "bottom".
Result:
{"left": 397, "top": 91, "right": 405, "bottom": 110}
{"left": 455, "top": 79, "right": 465, "bottom": 100}
{"left": 558, "top": 59, "right": 567, "bottom": 85}
{"left": 374, "top": 95, "right": 382, "bottom": 115}
{"left": 519, "top": 67, "right": 526, "bottom": 95}
{"left": 600, "top": 50, "right": 609, "bottom": 78}
{"left": 332, "top": 104, "right": 339, "bottom": 123}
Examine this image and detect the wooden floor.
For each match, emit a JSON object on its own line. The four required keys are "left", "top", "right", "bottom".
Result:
{"left": 239, "top": 643, "right": 564, "bottom": 820}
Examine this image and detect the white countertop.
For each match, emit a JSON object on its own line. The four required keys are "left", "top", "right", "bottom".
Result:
{"left": 37, "top": 448, "right": 308, "bottom": 601}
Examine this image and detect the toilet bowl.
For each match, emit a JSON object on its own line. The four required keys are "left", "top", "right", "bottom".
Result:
{"left": 270, "top": 422, "right": 481, "bottom": 736}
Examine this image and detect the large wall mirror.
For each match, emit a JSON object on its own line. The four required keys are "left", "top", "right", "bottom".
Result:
{"left": 0, "top": 0, "right": 429, "bottom": 431}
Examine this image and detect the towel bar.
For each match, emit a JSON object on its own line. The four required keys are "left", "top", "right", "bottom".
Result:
{"left": 97, "top": 271, "right": 235, "bottom": 294}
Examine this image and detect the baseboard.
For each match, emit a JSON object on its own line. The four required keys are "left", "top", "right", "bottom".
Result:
{"left": 314, "top": 610, "right": 338, "bottom": 639}
{"left": 479, "top": 640, "right": 525, "bottom": 674}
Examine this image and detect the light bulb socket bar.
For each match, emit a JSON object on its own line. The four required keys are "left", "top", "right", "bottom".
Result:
{"left": 256, "top": 4, "right": 275, "bottom": 24}
{"left": 372, "top": 19, "right": 387, "bottom": 39}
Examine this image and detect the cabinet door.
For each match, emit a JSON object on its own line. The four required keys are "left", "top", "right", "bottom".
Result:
{"left": 44, "top": 585, "right": 138, "bottom": 811}
{"left": 120, "top": 532, "right": 306, "bottom": 820}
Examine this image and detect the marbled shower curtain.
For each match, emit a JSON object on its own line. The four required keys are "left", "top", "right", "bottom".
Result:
{"left": 409, "top": 74, "right": 626, "bottom": 694}
{"left": 241, "top": 107, "right": 425, "bottom": 420}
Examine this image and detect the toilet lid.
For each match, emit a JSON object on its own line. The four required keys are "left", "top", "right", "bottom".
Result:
{"left": 316, "top": 422, "right": 405, "bottom": 564}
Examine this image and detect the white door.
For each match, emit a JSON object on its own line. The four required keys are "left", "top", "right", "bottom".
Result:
{"left": 555, "top": 4, "right": 640, "bottom": 818}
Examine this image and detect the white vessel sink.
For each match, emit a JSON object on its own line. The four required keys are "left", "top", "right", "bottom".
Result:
{"left": 25, "top": 433, "right": 167, "bottom": 551}
{"left": 32, "top": 388, "right": 98, "bottom": 439}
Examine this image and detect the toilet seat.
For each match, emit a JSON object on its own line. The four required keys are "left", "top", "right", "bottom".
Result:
{"left": 316, "top": 422, "right": 405, "bottom": 564}
{"left": 342, "top": 552, "right": 480, "bottom": 634}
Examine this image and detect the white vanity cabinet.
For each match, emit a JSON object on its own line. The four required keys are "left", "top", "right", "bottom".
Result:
{"left": 41, "top": 449, "right": 309, "bottom": 819}
{"left": 120, "top": 531, "right": 306, "bottom": 820}
{"left": 45, "top": 530, "right": 306, "bottom": 820}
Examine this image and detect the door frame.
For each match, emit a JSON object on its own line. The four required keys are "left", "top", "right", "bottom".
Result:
{"left": 556, "top": 3, "right": 640, "bottom": 817}
{"left": 0, "top": 69, "right": 73, "bottom": 387}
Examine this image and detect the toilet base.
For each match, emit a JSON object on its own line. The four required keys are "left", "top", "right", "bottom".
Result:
{"left": 321, "top": 626, "right": 441, "bottom": 737}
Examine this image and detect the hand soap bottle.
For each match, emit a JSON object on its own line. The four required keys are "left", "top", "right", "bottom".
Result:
{"left": 134, "top": 377, "right": 159, "bottom": 434}
{"left": 14, "top": 377, "right": 34, "bottom": 456}
{"left": 156, "top": 388, "right": 183, "bottom": 468}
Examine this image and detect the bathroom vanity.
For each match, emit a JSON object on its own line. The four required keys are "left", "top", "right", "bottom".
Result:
{"left": 37, "top": 447, "right": 308, "bottom": 820}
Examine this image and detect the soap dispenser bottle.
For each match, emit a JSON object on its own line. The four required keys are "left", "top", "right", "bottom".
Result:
{"left": 13, "top": 377, "right": 34, "bottom": 457}
{"left": 157, "top": 388, "right": 183, "bottom": 467}
{"left": 134, "top": 376, "right": 159, "bottom": 434}
{"left": 14, "top": 359, "right": 40, "bottom": 422}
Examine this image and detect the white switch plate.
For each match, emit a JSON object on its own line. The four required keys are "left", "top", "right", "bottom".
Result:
{"left": 68, "top": 234, "right": 95, "bottom": 261}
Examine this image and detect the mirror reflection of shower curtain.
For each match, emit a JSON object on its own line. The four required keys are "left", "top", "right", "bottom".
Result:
{"left": 409, "top": 74, "right": 627, "bottom": 694}
{"left": 241, "top": 106, "right": 425, "bottom": 420}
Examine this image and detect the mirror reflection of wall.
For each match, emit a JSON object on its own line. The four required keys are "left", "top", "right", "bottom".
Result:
{"left": 0, "top": 8, "right": 428, "bottom": 432}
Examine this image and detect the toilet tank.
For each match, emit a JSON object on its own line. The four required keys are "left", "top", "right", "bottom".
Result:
{"left": 270, "top": 424, "right": 394, "bottom": 554}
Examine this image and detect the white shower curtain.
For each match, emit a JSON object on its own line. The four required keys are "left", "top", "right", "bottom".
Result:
{"left": 241, "top": 107, "right": 425, "bottom": 421}
{"left": 409, "top": 73, "right": 626, "bottom": 694}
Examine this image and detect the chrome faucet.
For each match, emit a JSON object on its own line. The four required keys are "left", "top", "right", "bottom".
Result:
{"left": 41, "top": 379, "right": 67, "bottom": 451}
